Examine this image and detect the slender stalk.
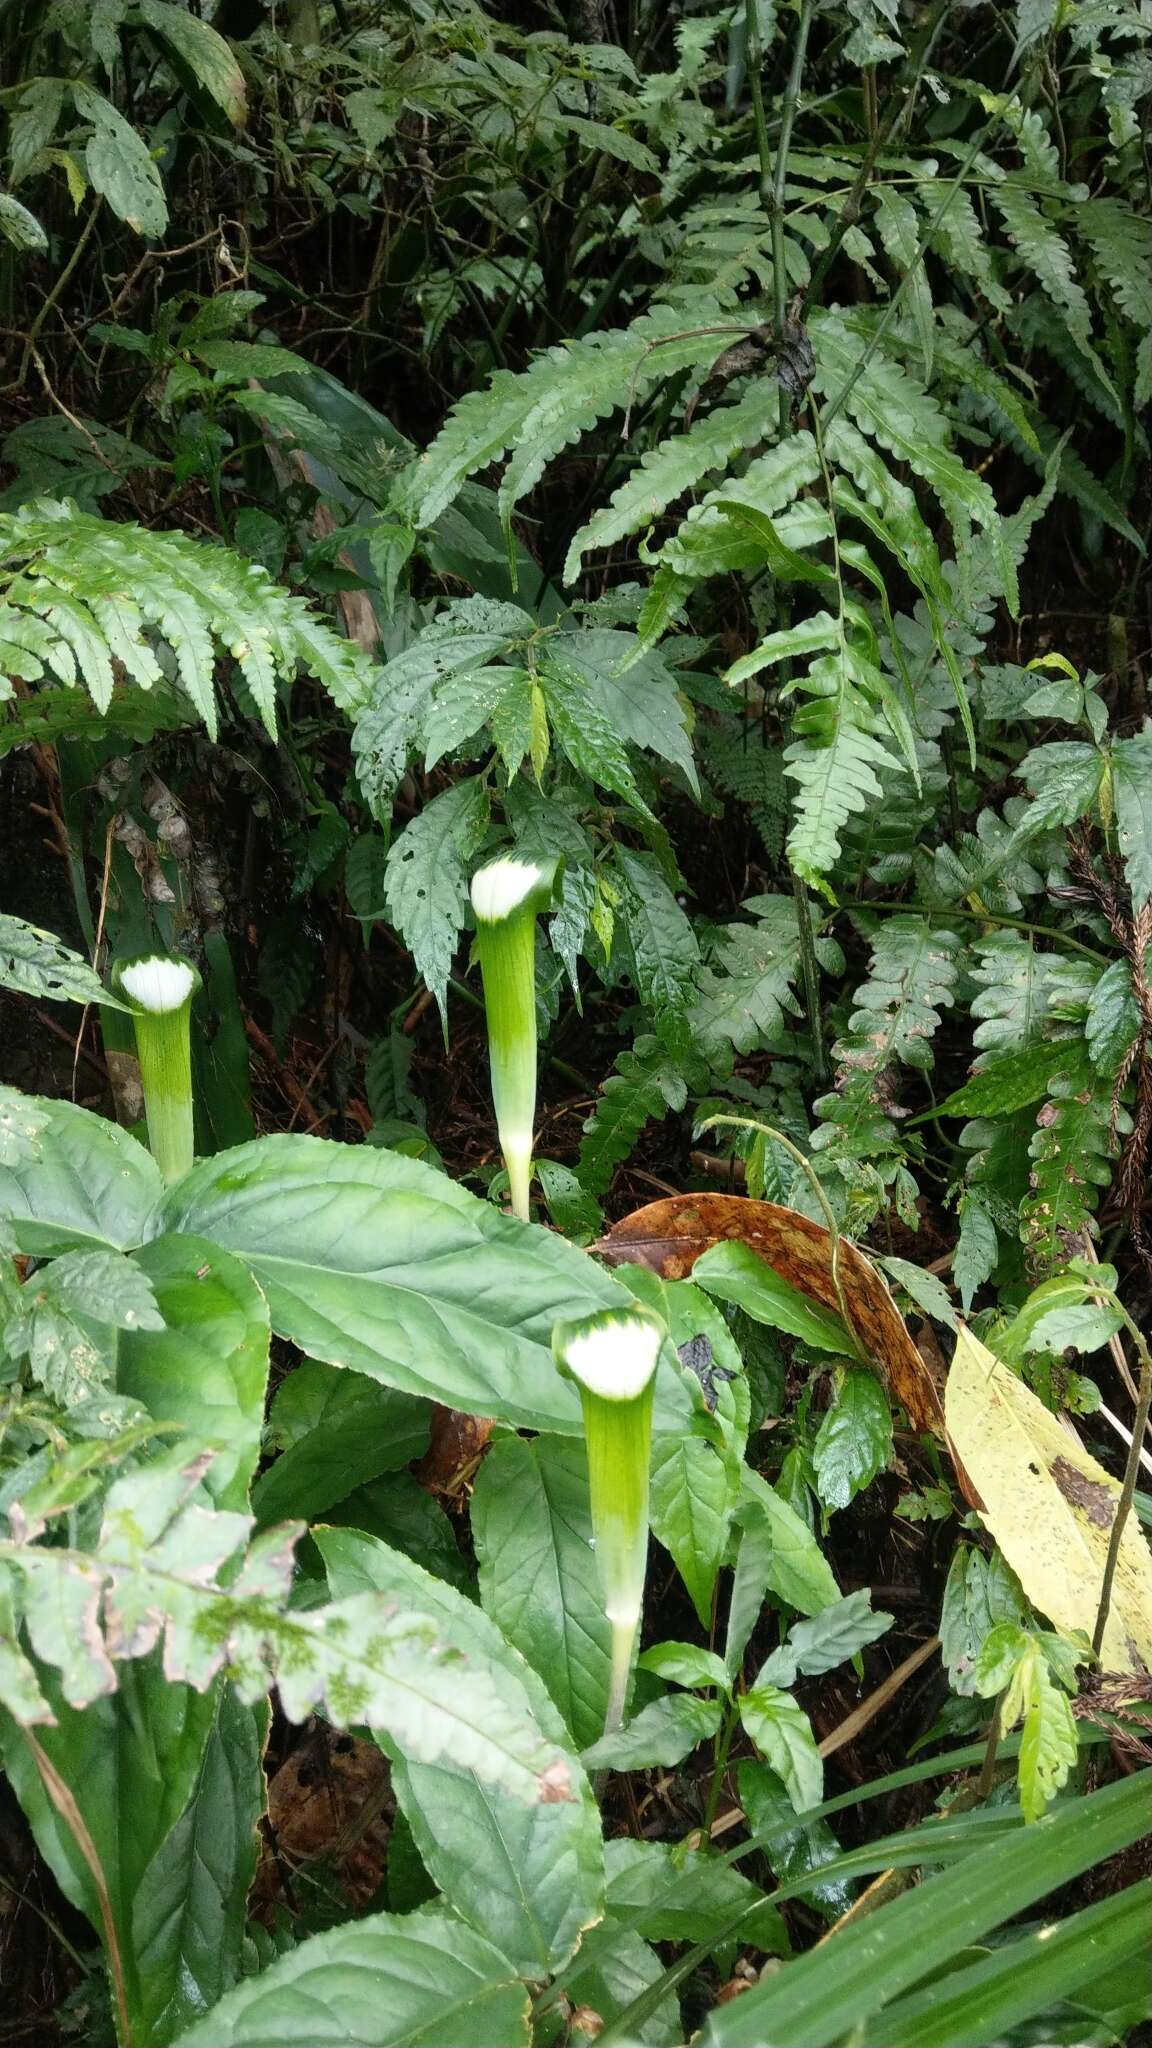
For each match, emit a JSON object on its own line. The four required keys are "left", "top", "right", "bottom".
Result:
{"left": 554, "top": 1305, "right": 665, "bottom": 1738}
{"left": 1091, "top": 1304, "right": 1152, "bottom": 1659}
{"left": 745, "top": 0, "right": 826, "bottom": 1080}
{"left": 110, "top": 954, "right": 200, "bottom": 1185}
{"left": 471, "top": 856, "right": 559, "bottom": 1222}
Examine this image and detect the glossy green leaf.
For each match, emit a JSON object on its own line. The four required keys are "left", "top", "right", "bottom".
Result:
{"left": 693, "top": 1241, "right": 860, "bottom": 1354}
{"left": 172, "top": 1907, "right": 530, "bottom": 2048}
{"left": 812, "top": 1369, "right": 893, "bottom": 1511}
{"left": 738, "top": 1685, "right": 823, "bottom": 1814}
{"left": 583, "top": 1691, "right": 722, "bottom": 1770}
{"left": 132, "top": 1687, "right": 266, "bottom": 2046}
{"left": 119, "top": 1235, "right": 270, "bottom": 1511}
{"left": 602, "top": 1838, "right": 789, "bottom": 1955}
{"left": 317, "top": 1526, "right": 602, "bottom": 1978}
{"left": 157, "top": 1135, "right": 624, "bottom": 1432}
{"left": 252, "top": 1359, "right": 429, "bottom": 1525}
{"left": 637, "top": 1641, "right": 731, "bottom": 1691}
{"left": 856, "top": 1880, "right": 1152, "bottom": 2047}
{"left": 472, "top": 1435, "right": 613, "bottom": 1752}
{"left": 0, "top": 1096, "right": 162, "bottom": 1255}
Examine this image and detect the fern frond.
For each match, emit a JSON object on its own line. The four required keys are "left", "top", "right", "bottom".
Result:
{"left": 690, "top": 893, "right": 842, "bottom": 1055}
{"left": 1021, "top": 1061, "right": 1125, "bottom": 1270}
{"left": 811, "top": 916, "right": 959, "bottom": 1212}
{"left": 577, "top": 1034, "right": 688, "bottom": 1194}
{"left": 969, "top": 931, "right": 1052, "bottom": 1065}
{"left": 0, "top": 500, "right": 372, "bottom": 739}
{"left": 564, "top": 377, "right": 784, "bottom": 583}
{"left": 701, "top": 727, "right": 788, "bottom": 861}
{"left": 783, "top": 658, "right": 901, "bottom": 892}
{"left": 397, "top": 298, "right": 728, "bottom": 534}
{"left": 992, "top": 186, "right": 1115, "bottom": 397}
{"left": 810, "top": 312, "right": 1000, "bottom": 541}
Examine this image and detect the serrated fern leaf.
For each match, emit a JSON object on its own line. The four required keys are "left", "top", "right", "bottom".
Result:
{"left": 812, "top": 916, "right": 959, "bottom": 1210}
{"left": 810, "top": 312, "right": 999, "bottom": 540}
{"left": 690, "top": 893, "right": 840, "bottom": 1055}
{"left": 993, "top": 187, "right": 1115, "bottom": 398}
{"left": 702, "top": 728, "right": 788, "bottom": 861}
{"left": 1022, "top": 1061, "right": 1124, "bottom": 1269}
{"left": 0, "top": 500, "right": 372, "bottom": 739}
{"left": 1080, "top": 202, "right": 1152, "bottom": 329}
{"left": 970, "top": 931, "right": 1052, "bottom": 1065}
{"left": 564, "top": 378, "right": 784, "bottom": 583}
{"left": 577, "top": 1034, "right": 687, "bottom": 1195}
{"left": 784, "top": 660, "right": 901, "bottom": 892}
{"left": 383, "top": 775, "right": 491, "bottom": 1021}
{"left": 397, "top": 299, "right": 728, "bottom": 534}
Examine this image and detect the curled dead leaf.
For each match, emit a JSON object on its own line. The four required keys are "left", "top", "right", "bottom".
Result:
{"left": 593, "top": 1194, "right": 945, "bottom": 1434}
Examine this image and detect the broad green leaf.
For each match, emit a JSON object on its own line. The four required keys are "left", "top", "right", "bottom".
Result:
{"left": 553, "top": 631, "right": 698, "bottom": 791}
{"left": 603, "top": 1838, "right": 788, "bottom": 1954}
{"left": 729, "top": 1469, "right": 841, "bottom": 1657}
{"left": 119, "top": 1236, "right": 270, "bottom": 1512}
{"left": 945, "top": 1325, "right": 1152, "bottom": 1674}
{"left": 318, "top": 1527, "right": 602, "bottom": 1977}
{"left": 739, "top": 1684, "right": 823, "bottom": 1815}
{"left": 1085, "top": 957, "right": 1140, "bottom": 1074}
{"left": 157, "top": 1135, "right": 624, "bottom": 1433}
{"left": 472, "top": 1435, "right": 613, "bottom": 1752}
{"left": 762, "top": 1591, "right": 893, "bottom": 1686}
{"left": 694, "top": 1241, "right": 860, "bottom": 1354}
{"left": 856, "top": 1880, "right": 1152, "bottom": 2048}
{"left": 252, "top": 1360, "right": 429, "bottom": 1526}
{"left": 737, "top": 1762, "right": 856, "bottom": 1922}
{"left": 940, "top": 1544, "right": 1026, "bottom": 1696}
{"left": 1110, "top": 729, "right": 1152, "bottom": 908}
{"left": 0, "top": 1096, "right": 162, "bottom": 1255}
{"left": 615, "top": 846, "right": 701, "bottom": 1020}
{"left": 0, "top": 1657, "right": 222, "bottom": 2029}
{"left": 953, "top": 1196, "right": 999, "bottom": 1311}
{"left": 73, "top": 85, "right": 168, "bottom": 237}
{"left": 540, "top": 651, "right": 656, "bottom": 821}
{"left": 137, "top": 0, "right": 247, "bottom": 126}
{"left": 583, "top": 1691, "right": 722, "bottom": 1769}
{"left": 700, "top": 1772, "right": 1152, "bottom": 2047}
{"left": 132, "top": 1687, "right": 265, "bottom": 2045}
{"left": 0, "top": 192, "right": 47, "bottom": 252}
{"left": 637, "top": 1641, "right": 731, "bottom": 1691}
{"left": 172, "top": 1907, "right": 530, "bottom": 2048}
{"left": 0, "top": 914, "right": 124, "bottom": 1009}
{"left": 812, "top": 1370, "right": 893, "bottom": 1511}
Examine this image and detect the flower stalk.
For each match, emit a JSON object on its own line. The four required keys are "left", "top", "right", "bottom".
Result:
{"left": 554, "top": 1304, "right": 665, "bottom": 1736}
{"left": 110, "top": 952, "right": 201, "bottom": 1185}
{"left": 470, "top": 855, "right": 559, "bottom": 1222}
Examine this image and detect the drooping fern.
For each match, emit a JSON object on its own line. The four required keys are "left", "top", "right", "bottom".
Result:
{"left": 0, "top": 499, "right": 373, "bottom": 739}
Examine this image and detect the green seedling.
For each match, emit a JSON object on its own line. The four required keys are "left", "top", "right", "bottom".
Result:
{"left": 111, "top": 951, "right": 201, "bottom": 1185}
{"left": 471, "top": 854, "right": 559, "bottom": 1222}
{"left": 554, "top": 1302, "right": 665, "bottom": 1735}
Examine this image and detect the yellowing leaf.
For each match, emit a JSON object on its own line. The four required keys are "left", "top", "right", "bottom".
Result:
{"left": 945, "top": 1325, "right": 1152, "bottom": 1676}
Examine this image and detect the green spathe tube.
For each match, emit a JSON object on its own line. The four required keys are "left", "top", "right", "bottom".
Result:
{"left": 110, "top": 951, "right": 201, "bottom": 1185}
{"left": 470, "top": 853, "right": 559, "bottom": 1223}
{"left": 554, "top": 1303, "right": 665, "bottom": 1736}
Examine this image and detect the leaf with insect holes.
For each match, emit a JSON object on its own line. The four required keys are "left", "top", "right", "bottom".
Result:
{"left": 945, "top": 1325, "right": 1152, "bottom": 1674}
{"left": 73, "top": 85, "right": 167, "bottom": 237}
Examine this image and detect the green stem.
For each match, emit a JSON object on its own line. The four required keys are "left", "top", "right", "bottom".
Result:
{"left": 746, "top": 0, "right": 826, "bottom": 1081}
{"left": 700, "top": 1694, "right": 739, "bottom": 1844}
{"left": 1091, "top": 1304, "right": 1152, "bottom": 1660}
{"left": 132, "top": 1003, "right": 195, "bottom": 1185}
{"left": 605, "top": 1620, "right": 637, "bottom": 1740}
